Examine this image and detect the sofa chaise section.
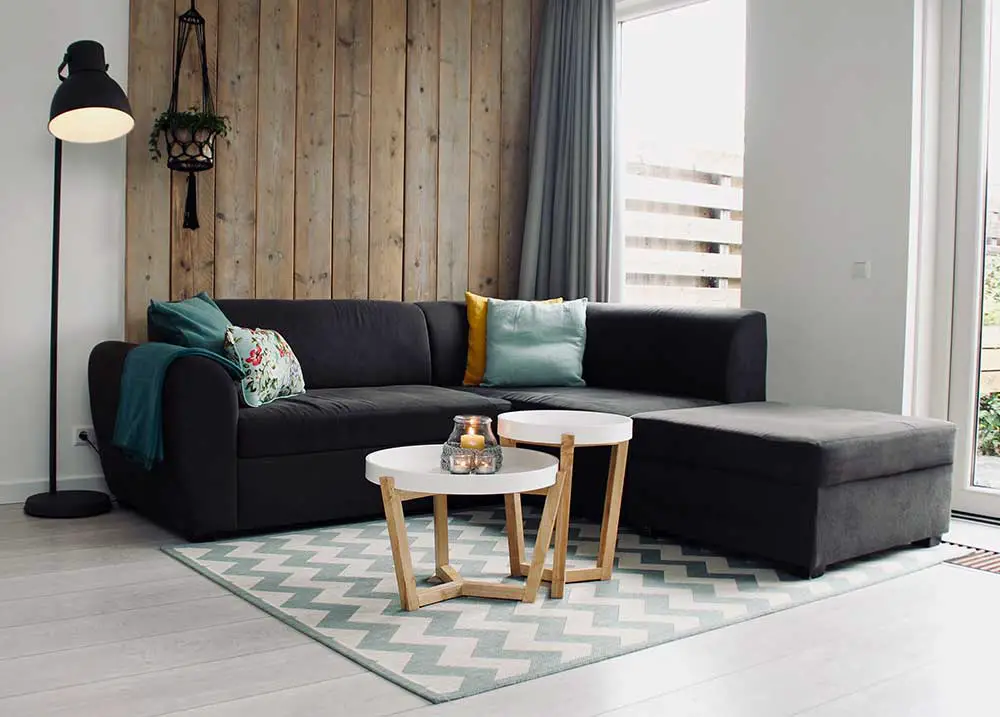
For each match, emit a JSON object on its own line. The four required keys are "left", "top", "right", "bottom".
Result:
{"left": 625, "top": 402, "right": 956, "bottom": 577}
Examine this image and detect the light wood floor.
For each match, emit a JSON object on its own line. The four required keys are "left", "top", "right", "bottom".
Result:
{"left": 0, "top": 504, "right": 997, "bottom": 717}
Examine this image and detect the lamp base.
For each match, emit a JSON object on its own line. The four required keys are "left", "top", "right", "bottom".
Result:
{"left": 24, "top": 490, "right": 113, "bottom": 519}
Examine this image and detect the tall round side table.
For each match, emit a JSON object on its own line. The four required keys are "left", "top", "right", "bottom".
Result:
{"left": 365, "top": 444, "right": 562, "bottom": 611}
{"left": 497, "top": 410, "right": 633, "bottom": 599}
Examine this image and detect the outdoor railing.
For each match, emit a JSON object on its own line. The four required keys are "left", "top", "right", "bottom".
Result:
{"left": 622, "top": 146, "right": 743, "bottom": 307}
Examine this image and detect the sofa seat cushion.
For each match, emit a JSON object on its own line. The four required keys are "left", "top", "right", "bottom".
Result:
{"left": 631, "top": 402, "right": 956, "bottom": 488}
{"left": 237, "top": 386, "right": 511, "bottom": 458}
{"left": 464, "top": 386, "right": 717, "bottom": 416}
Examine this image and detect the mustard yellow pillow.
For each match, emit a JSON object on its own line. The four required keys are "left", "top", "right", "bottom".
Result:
{"left": 463, "top": 292, "right": 562, "bottom": 385}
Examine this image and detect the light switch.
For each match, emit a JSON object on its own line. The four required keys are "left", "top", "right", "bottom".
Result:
{"left": 851, "top": 261, "right": 871, "bottom": 280}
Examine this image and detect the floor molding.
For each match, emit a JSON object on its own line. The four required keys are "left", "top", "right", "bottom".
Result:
{"left": 0, "top": 474, "right": 108, "bottom": 505}
{"left": 951, "top": 510, "right": 1000, "bottom": 527}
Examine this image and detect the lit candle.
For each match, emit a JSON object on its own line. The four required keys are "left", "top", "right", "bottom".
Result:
{"left": 475, "top": 452, "right": 496, "bottom": 474}
{"left": 460, "top": 433, "right": 485, "bottom": 450}
{"left": 449, "top": 453, "right": 474, "bottom": 474}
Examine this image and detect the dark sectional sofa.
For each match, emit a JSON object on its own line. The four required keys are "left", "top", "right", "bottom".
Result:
{"left": 88, "top": 298, "right": 954, "bottom": 577}
{"left": 89, "top": 299, "right": 765, "bottom": 539}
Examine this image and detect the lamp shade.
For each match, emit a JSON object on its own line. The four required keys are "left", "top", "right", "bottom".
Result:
{"left": 48, "top": 40, "right": 133, "bottom": 143}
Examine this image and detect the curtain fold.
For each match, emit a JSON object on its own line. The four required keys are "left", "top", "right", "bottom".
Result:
{"left": 519, "top": 0, "right": 617, "bottom": 301}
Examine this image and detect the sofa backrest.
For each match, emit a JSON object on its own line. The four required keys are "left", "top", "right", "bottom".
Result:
{"left": 418, "top": 300, "right": 767, "bottom": 403}
{"left": 416, "top": 301, "right": 468, "bottom": 386}
{"left": 212, "top": 299, "right": 433, "bottom": 389}
{"left": 583, "top": 303, "right": 767, "bottom": 403}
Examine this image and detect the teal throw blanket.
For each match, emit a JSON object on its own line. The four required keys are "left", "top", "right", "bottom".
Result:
{"left": 113, "top": 343, "right": 244, "bottom": 469}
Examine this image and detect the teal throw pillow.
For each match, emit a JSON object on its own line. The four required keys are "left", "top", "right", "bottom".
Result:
{"left": 223, "top": 325, "right": 306, "bottom": 407}
{"left": 482, "top": 298, "right": 588, "bottom": 387}
{"left": 148, "top": 292, "right": 230, "bottom": 354}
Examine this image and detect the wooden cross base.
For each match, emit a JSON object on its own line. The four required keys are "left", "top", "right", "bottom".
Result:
{"left": 378, "top": 474, "right": 565, "bottom": 611}
{"left": 502, "top": 434, "right": 630, "bottom": 599}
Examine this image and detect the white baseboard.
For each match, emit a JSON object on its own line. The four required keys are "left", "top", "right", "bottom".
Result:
{"left": 0, "top": 474, "right": 110, "bottom": 505}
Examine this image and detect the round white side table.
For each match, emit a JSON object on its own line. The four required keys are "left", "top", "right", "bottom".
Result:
{"left": 497, "top": 410, "right": 633, "bottom": 599}
{"left": 365, "top": 444, "right": 562, "bottom": 611}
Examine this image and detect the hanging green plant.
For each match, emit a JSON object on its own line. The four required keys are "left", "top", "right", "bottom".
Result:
{"left": 152, "top": 1, "right": 226, "bottom": 229}
{"left": 148, "top": 107, "right": 230, "bottom": 162}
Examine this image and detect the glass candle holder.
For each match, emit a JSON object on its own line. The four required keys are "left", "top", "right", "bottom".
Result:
{"left": 441, "top": 415, "right": 503, "bottom": 474}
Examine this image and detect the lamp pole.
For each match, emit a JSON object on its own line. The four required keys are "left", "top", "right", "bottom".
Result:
{"left": 48, "top": 137, "right": 62, "bottom": 495}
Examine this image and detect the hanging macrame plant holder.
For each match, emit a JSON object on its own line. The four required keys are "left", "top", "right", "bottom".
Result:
{"left": 162, "top": 2, "right": 216, "bottom": 229}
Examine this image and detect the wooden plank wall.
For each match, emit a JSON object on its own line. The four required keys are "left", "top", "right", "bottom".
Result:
{"left": 126, "top": 0, "right": 544, "bottom": 340}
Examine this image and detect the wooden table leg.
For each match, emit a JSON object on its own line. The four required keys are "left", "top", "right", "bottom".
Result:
{"left": 523, "top": 470, "right": 565, "bottom": 603}
{"left": 379, "top": 476, "right": 419, "bottom": 611}
{"left": 597, "top": 440, "right": 629, "bottom": 579}
{"left": 504, "top": 494, "right": 526, "bottom": 577}
{"left": 500, "top": 437, "right": 526, "bottom": 577}
{"left": 433, "top": 494, "right": 451, "bottom": 582}
{"left": 549, "top": 434, "right": 576, "bottom": 599}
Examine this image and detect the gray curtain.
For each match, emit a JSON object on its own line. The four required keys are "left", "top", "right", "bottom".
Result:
{"left": 519, "top": 0, "right": 616, "bottom": 301}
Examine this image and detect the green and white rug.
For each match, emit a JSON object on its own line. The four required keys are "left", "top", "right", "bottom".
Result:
{"left": 163, "top": 508, "right": 965, "bottom": 703}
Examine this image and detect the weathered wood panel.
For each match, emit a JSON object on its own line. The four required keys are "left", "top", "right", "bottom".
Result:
{"left": 403, "top": 0, "right": 440, "bottom": 301}
{"left": 436, "top": 0, "right": 472, "bottom": 300}
{"left": 332, "top": 0, "right": 373, "bottom": 299}
{"left": 170, "top": 0, "right": 218, "bottom": 301}
{"left": 368, "top": 0, "right": 407, "bottom": 300}
{"left": 499, "top": 0, "right": 531, "bottom": 300}
{"left": 294, "top": 0, "right": 336, "bottom": 299}
{"left": 468, "top": 0, "right": 503, "bottom": 297}
{"left": 125, "top": 0, "right": 175, "bottom": 341}
{"left": 255, "top": 0, "right": 298, "bottom": 299}
{"left": 127, "top": 0, "right": 537, "bottom": 316}
{"left": 214, "top": 0, "right": 259, "bottom": 299}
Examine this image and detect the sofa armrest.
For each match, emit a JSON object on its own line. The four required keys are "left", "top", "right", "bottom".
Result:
{"left": 88, "top": 341, "right": 240, "bottom": 539}
{"left": 583, "top": 304, "right": 767, "bottom": 403}
{"left": 88, "top": 341, "right": 137, "bottom": 449}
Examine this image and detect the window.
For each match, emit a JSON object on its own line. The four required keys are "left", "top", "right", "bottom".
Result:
{"left": 617, "top": 0, "right": 746, "bottom": 307}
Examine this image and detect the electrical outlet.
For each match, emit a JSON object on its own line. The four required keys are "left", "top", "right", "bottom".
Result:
{"left": 73, "top": 426, "right": 95, "bottom": 447}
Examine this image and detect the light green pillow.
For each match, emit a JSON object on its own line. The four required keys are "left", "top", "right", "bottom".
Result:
{"left": 482, "top": 298, "right": 588, "bottom": 387}
{"left": 223, "top": 325, "right": 306, "bottom": 407}
{"left": 148, "top": 292, "right": 230, "bottom": 354}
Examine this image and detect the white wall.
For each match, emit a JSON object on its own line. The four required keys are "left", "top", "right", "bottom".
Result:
{"left": 741, "top": 0, "right": 922, "bottom": 413}
{"left": 0, "top": 0, "right": 128, "bottom": 502}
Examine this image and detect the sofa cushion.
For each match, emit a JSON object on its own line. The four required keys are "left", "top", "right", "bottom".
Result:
{"left": 465, "top": 386, "right": 717, "bottom": 416}
{"left": 237, "top": 386, "right": 512, "bottom": 458}
{"left": 483, "top": 298, "right": 587, "bottom": 387}
{"left": 631, "top": 402, "right": 956, "bottom": 487}
{"left": 148, "top": 292, "right": 230, "bottom": 354}
{"left": 215, "top": 299, "right": 432, "bottom": 389}
{"left": 464, "top": 293, "right": 563, "bottom": 386}
{"left": 224, "top": 325, "right": 305, "bottom": 407}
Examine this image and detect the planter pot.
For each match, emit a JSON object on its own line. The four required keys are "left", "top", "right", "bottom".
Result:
{"left": 164, "top": 125, "right": 216, "bottom": 172}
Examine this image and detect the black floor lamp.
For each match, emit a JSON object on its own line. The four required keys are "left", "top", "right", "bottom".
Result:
{"left": 24, "top": 41, "right": 134, "bottom": 519}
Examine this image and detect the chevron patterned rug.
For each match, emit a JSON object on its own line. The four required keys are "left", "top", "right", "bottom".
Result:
{"left": 163, "top": 507, "right": 966, "bottom": 703}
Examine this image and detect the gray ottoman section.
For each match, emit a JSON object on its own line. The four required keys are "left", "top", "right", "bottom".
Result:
{"left": 624, "top": 402, "right": 956, "bottom": 578}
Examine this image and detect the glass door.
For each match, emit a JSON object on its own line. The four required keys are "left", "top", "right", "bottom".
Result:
{"left": 951, "top": 0, "right": 1000, "bottom": 517}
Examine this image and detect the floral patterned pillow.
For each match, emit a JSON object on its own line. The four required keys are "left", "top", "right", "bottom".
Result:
{"left": 223, "top": 325, "right": 306, "bottom": 407}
